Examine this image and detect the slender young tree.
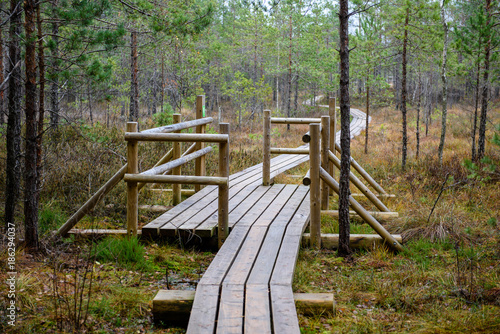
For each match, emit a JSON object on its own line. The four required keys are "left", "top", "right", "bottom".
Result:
{"left": 400, "top": 6, "right": 409, "bottom": 170}
{"left": 438, "top": 0, "right": 449, "bottom": 165}
{"left": 338, "top": 0, "right": 351, "bottom": 257}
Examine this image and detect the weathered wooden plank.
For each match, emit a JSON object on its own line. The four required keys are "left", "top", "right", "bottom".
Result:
{"left": 270, "top": 285, "right": 300, "bottom": 334}
{"left": 246, "top": 186, "right": 309, "bottom": 285}
{"left": 153, "top": 290, "right": 195, "bottom": 325}
{"left": 270, "top": 198, "right": 310, "bottom": 287}
{"left": 199, "top": 185, "right": 286, "bottom": 287}
{"left": 195, "top": 185, "right": 272, "bottom": 236}
{"left": 217, "top": 284, "right": 245, "bottom": 333}
{"left": 176, "top": 184, "right": 258, "bottom": 235}
{"left": 142, "top": 185, "right": 216, "bottom": 237}
{"left": 251, "top": 185, "right": 300, "bottom": 228}
{"left": 186, "top": 284, "right": 220, "bottom": 334}
{"left": 244, "top": 284, "right": 272, "bottom": 334}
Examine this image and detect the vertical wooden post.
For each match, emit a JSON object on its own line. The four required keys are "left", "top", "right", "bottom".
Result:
{"left": 218, "top": 123, "right": 230, "bottom": 248}
{"left": 172, "top": 114, "right": 182, "bottom": 205}
{"left": 329, "top": 97, "right": 337, "bottom": 195}
{"left": 321, "top": 116, "right": 330, "bottom": 210}
{"left": 126, "top": 122, "right": 139, "bottom": 236}
{"left": 195, "top": 95, "right": 206, "bottom": 192}
{"left": 309, "top": 123, "right": 321, "bottom": 249}
{"left": 263, "top": 109, "right": 271, "bottom": 186}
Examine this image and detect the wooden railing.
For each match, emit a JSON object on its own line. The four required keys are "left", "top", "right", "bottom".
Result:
{"left": 56, "top": 95, "right": 226, "bottom": 241}
{"left": 306, "top": 117, "right": 403, "bottom": 252}
{"left": 124, "top": 119, "right": 230, "bottom": 248}
{"left": 263, "top": 97, "right": 338, "bottom": 186}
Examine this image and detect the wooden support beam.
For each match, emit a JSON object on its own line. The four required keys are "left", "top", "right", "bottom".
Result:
{"left": 172, "top": 114, "right": 182, "bottom": 206}
{"left": 218, "top": 123, "right": 230, "bottom": 248}
{"left": 67, "top": 229, "right": 143, "bottom": 238}
{"left": 321, "top": 116, "right": 330, "bottom": 210}
{"left": 351, "top": 193, "right": 396, "bottom": 198}
{"left": 302, "top": 233, "right": 403, "bottom": 249}
{"left": 270, "top": 147, "right": 309, "bottom": 155}
{"left": 152, "top": 290, "right": 335, "bottom": 326}
{"left": 328, "top": 151, "right": 390, "bottom": 212}
{"left": 335, "top": 142, "right": 387, "bottom": 195}
{"left": 271, "top": 117, "right": 321, "bottom": 124}
{"left": 141, "top": 147, "right": 213, "bottom": 177}
{"left": 124, "top": 132, "right": 229, "bottom": 143}
{"left": 195, "top": 95, "right": 206, "bottom": 192}
{"left": 142, "top": 117, "right": 213, "bottom": 134}
{"left": 263, "top": 109, "right": 271, "bottom": 186}
{"left": 124, "top": 174, "right": 228, "bottom": 186}
{"left": 57, "top": 164, "right": 127, "bottom": 237}
{"left": 126, "top": 122, "right": 139, "bottom": 236}
{"left": 303, "top": 170, "right": 311, "bottom": 186}
{"left": 322, "top": 210, "right": 399, "bottom": 221}
{"left": 309, "top": 123, "right": 321, "bottom": 249}
{"left": 329, "top": 97, "right": 337, "bottom": 194}
{"left": 319, "top": 167, "right": 403, "bottom": 252}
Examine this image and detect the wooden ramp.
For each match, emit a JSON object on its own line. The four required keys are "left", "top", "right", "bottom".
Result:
{"left": 186, "top": 184, "right": 310, "bottom": 333}
{"left": 142, "top": 153, "right": 308, "bottom": 238}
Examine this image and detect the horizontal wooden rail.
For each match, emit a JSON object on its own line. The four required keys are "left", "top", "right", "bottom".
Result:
{"left": 125, "top": 133, "right": 229, "bottom": 143}
{"left": 142, "top": 117, "right": 213, "bottom": 134}
{"left": 124, "top": 174, "right": 228, "bottom": 186}
{"left": 141, "top": 146, "right": 213, "bottom": 176}
{"left": 270, "top": 148, "right": 309, "bottom": 155}
{"left": 271, "top": 117, "right": 321, "bottom": 124}
{"left": 322, "top": 210, "right": 398, "bottom": 220}
{"left": 319, "top": 167, "right": 403, "bottom": 252}
{"left": 303, "top": 170, "right": 311, "bottom": 186}
{"left": 302, "top": 233, "right": 402, "bottom": 249}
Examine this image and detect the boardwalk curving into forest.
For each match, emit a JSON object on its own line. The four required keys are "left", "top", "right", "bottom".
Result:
{"left": 149, "top": 106, "right": 375, "bottom": 333}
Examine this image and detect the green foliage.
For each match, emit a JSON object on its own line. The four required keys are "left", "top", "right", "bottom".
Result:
{"left": 153, "top": 103, "right": 175, "bottom": 126}
{"left": 93, "top": 237, "right": 149, "bottom": 270}
{"left": 39, "top": 204, "right": 67, "bottom": 235}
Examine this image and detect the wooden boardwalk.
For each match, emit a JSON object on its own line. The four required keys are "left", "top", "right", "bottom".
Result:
{"left": 148, "top": 108, "right": 371, "bottom": 332}
{"left": 186, "top": 184, "right": 310, "bottom": 333}
{"left": 142, "top": 108, "right": 369, "bottom": 239}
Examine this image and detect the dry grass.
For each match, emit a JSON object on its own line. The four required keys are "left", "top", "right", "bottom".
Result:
{"left": 0, "top": 99, "right": 499, "bottom": 333}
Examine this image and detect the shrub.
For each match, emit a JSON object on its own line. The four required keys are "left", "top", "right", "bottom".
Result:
{"left": 93, "top": 237, "right": 149, "bottom": 270}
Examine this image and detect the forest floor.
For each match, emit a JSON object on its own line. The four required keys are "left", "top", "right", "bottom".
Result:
{"left": 0, "top": 101, "right": 499, "bottom": 333}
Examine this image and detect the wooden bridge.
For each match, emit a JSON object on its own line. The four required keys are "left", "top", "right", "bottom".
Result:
{"left": 59, "top": 96, "right": 402, "bottom": 333}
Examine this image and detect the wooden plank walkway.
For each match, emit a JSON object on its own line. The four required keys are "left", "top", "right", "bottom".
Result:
{"left": 146, "top": 108, "right": 371, "bottom": 332}
{"left": 142, "top": 108, "right": 369, "bottom": 239}
{"left": 186, "top": 184, "right": 310, "bottom": 333}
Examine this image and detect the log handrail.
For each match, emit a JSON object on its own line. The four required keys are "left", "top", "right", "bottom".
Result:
{"left": 124, "top": 132, "right": 229, "bottom": 143}
{"left": 141, "top": 147, "right": 213, "bottom": 176}
{"left": 141, "top": 117, "right": 213, "bottom": 134}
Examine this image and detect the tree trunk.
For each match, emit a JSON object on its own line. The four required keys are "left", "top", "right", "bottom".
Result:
{"left": 24, "top": 0, "right": 39, "bottom": 251}
{"left": 472, "top": 61, "right": 480, "bottom": 161}
{"left": 50, "top": 0, "right": 59, "bottom": 128}
{"left": 129, "top": 31, "right": 139, "bottom": 122}
{"left": 438, "top": 1, "right": 449, "bottom": 165}
{"left": 477, "top": 0, "right": 491, "bottom": 161}
{"left": 416, "top": 73, "right": 422, "bottom": 159}
{"left": 401, "top": 6, "right": 409, "bottom": 170}
{"left": 36, "top": 2, "right": 45, "bottom": 207}
{"left": 338, "top": 0, "right": 351, "bottom": 257}
{"left": 0, "top": 3, "right": 4, "bottom": 125}
{"left": 4, "top": 0, "right": 22, "bottom": 232}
